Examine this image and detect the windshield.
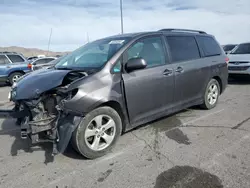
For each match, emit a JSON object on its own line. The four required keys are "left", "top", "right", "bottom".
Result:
{"left": 223, "top": 45, "right": 236, "bottom": 51}
{"left": 55, "top": 37, "right": 131, "bottom": 70}
{"left": 230, "top": 43, "right": 250, "bottom": 54}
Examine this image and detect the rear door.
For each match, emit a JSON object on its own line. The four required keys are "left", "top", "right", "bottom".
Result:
{"left": 122, "top": 35, "right": 175, "bottom": 125}
{"left": 165, "top": 35, "right": 208, "bottom": 108}
{"left": 196, "top": 35, "right": 228, "bottom": 92}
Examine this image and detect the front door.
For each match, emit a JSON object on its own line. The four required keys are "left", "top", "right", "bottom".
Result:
{"left": 122, "top": 35, "right": 175, "bottom": 125}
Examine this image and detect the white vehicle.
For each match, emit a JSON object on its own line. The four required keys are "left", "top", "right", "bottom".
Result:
{"left": 227, "top": 42, "right": 250, "bottom": 76}
{"left": 31, "top": 57, "right": 57, "bottom": 71}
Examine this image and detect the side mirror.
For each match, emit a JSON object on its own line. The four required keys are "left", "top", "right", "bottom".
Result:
{"left": 32, "top": 62, "right": 37, "bottom": 65}
{"left": 125, "top": 57, "right": 147, "bottom": 72}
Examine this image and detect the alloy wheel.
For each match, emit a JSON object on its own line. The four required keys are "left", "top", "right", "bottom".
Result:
{"left": 207, "top": 83, "right": 219, "bottom": 105}
{"left": 84, "top": 115, "right": 116, "bottom": 151}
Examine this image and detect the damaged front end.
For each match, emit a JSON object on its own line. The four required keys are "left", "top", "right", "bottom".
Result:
{"left": 0, "top": 69, "right": 88, "bottom": 156}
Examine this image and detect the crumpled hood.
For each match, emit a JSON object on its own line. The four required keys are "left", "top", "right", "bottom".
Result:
{"left": 14, "top": 68, "right": 71, "bottom": 100}
{"left": 227, "top": 54, "right": 250, "bottom": 62}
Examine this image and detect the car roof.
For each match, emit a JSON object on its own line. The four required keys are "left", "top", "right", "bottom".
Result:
{"left": 35, "top": 57, "right": 56, "bottom": 59}
{"left": 0, "top": 52, "right": 23, "bottom": 55}
{"left": 101, "top": 28, "right": 212, "bottom": 41}
{"left": 238, "top": 42, "right": 250, "bottom": 45}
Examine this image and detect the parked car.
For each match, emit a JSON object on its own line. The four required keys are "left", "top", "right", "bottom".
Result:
{"left": 0, "top": 28, "right": 228, "bottom": 159}
{"left": 27, "top": 56, "right": 38, "bottom": 61}
{"left": 31, "top": 57, "right": 57, "bottom": 71}
{"left": 227, "top": 42, "right": 250, "bottom": 77}
{"left": 0, "top": 52, "right": 32, "bottom": 85}
{"left": 222, "top": 44, "right": 237, "bottom": 54}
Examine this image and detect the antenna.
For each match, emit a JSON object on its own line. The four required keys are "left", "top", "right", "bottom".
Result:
{"left": 47, "top": 28, "right": 53, "bottom": 56}
{"left": 87, "top": 32, "right": 90, "bottom": 43}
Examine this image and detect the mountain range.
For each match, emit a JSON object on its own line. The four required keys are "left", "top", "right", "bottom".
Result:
{"left": 0, "top": 46, "right": 69, "bottom": 58}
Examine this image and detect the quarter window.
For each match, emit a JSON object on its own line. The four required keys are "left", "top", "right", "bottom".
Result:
{"left": 0, "top": 55, "right": 10, "bottom": 64}
{"left": 125, "top": 36, "right": 166, "bottom": 68}
{"left": 7, "top": 55, "right": 25, "bottom": 63}
{"left": 112, "top": 60, "right": 122, "bottom": 73}
{"left": 166, "top": 36, "right": 200, "bottom": 63}
{"left": 196, "top": 36, "right": 221, "bottom": 57}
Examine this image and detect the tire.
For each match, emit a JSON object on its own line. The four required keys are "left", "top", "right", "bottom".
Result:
{"left": 9, "top": 72, "right": 24, "bottom": 85}
{"left": 200, "top": 79, "right": 220, "bottom": 110}
{"left": 71, "top": 106, "right": 122, "bottom": 159}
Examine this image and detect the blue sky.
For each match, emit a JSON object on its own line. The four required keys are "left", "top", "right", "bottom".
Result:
{"left": 0, "top": 0, "right": 250, "bottom": 51}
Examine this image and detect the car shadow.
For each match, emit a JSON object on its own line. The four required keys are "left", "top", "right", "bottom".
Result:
{"left": 228, "top": 76, "right": 250, "bottom": 85}
{"left": 0, "top": 83, "right": 9, "bottom": 87}
{"left": 0, "top": 117, "right": 88, "bottom": 162}
{"left": 0, "top": 118, "right": 55, "bottom": 164}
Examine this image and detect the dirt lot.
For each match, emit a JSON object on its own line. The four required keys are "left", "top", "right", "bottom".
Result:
{"left": 0, "top": 79, "right": 250, "bottom": 188}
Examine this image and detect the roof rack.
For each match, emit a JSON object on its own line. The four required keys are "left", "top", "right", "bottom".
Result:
{"left": 159, "top": 28, "right": 206, "bottom": 34}
{"left": 0, "top": 51, "right": 18, "bottom": 54}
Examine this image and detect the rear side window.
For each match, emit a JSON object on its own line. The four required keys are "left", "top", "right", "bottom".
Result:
{"left": 196, "top": 36, "right": 221, "bottom": 57}
{"left": 44, "top": 58, "right": 55, "bottom": 63}
{"left": 166, "top": 36, "right": 200, "bottom": 63}
{"left": 0, "top": 55, "right": 10, "bottom": 64}
{"left": 7, "top": 55, "right": 25, "bottom": 63}
{"left": 33, "top": 59, "right": 47, "bottom": 65}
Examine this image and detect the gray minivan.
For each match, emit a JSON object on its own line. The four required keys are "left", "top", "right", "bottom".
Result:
{"left": 0, "top": 28, "right": 228, "bottom": 159}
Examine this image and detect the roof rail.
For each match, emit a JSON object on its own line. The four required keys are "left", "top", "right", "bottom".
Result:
{"left": 159, "top": 28, "right": 206, "bottom": 34}
{"left": 0, "top": 51, "right": 18, "bottom": 54}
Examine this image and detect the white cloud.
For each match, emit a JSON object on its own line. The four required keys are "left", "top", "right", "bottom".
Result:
{"left": 0, "top": 0, "right": 249, "bottom": 51}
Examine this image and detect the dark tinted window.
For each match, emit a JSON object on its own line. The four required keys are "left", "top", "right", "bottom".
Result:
{"left": 230, "top": 43, "right": 250, "bottom": 54}
{"left": 0, "top": 55, "right": 10, "bottom": 64}
{"left": 223, "top": 45, "right": 236, "bottom": 51}
{"left": 166, "top": 36, "right": 200, "bottom": 62}
{"left": 125, "top": 36, "right": 166, "bottom": 68}
{"left": 196, "top": 36, "right": 221, "bottom": 57}
{"left": 7, "top": 55, "right": 25, "bottom": 63}
{"left": 33, "top": 59, "right": 47, "bottom": 65}
{"left": 44, "top": 58, "right": 55, "bottom": 63}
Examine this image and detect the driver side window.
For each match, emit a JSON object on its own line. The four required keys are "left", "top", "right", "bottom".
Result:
{"left": 125, "top": 36, "right": 166, "bottom": 68}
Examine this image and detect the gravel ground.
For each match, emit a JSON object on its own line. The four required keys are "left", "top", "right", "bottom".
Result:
{"left": 0, "top": 78, "right": 250, "bottom": 188}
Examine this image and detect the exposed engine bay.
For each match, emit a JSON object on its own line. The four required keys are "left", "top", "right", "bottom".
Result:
{"left": 11, "top": 70, "right": 89, "bottom": 155}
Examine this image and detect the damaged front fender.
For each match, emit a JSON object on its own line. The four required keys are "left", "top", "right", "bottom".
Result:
{"left": 13, "top": 69, "right": 72, "bottom": 100}
{"left": 57, "top": 115, "right": 82, "bottom": 153}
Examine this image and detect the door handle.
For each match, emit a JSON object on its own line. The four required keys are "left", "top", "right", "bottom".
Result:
{"left": 163, "top": 69, "right": 173, "bottom": 76}
{"left": 175, "top": 66, "right": 184, "bottom": 73}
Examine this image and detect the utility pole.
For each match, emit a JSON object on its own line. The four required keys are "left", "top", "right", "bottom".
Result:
{"left": 120, "top": 0, "right": 124, "bottom": 34}
{"left": 47, "top": 28, "right": 53, "bottom": 56}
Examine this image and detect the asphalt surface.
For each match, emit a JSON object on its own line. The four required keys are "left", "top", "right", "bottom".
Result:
{"left": 0, "top": 79, "right": 250, "bottom": 188}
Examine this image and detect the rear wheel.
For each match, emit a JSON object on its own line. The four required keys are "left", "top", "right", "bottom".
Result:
{"left": 71, "top": 106, "right": 122, "bottom": 159}
{"left": 201, "top": 79, "right": 220, "bottom": 109}
{"left": 9, "top": 72, "right": 24, "bottom": 85}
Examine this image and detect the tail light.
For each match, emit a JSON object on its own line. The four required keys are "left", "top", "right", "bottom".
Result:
{"left": 225, "top": 57, "right": 229, "bottom": 66}
{"left": 27, "top": 63, "right": 32, "bottom": 69}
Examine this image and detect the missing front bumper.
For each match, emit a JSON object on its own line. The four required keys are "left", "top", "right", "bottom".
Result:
{"left": 0, "top": 108, "right": 30, "bottom": 119}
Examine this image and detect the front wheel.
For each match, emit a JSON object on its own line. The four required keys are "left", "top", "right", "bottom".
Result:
{"left": 201, "top": 79, "right": 220, "bottom": 109}
{"left": 71, "top": 106, "right": 122, "bottom": 159}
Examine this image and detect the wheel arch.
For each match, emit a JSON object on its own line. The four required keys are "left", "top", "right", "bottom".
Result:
{"left": 212, "top": 76, "right": 222, "bottom": 94}
{"left": 8, "top": 70, "right": 25, "bottom": 77}
{"left": 97, "top": 100, "right": 127, "bottom": 132}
